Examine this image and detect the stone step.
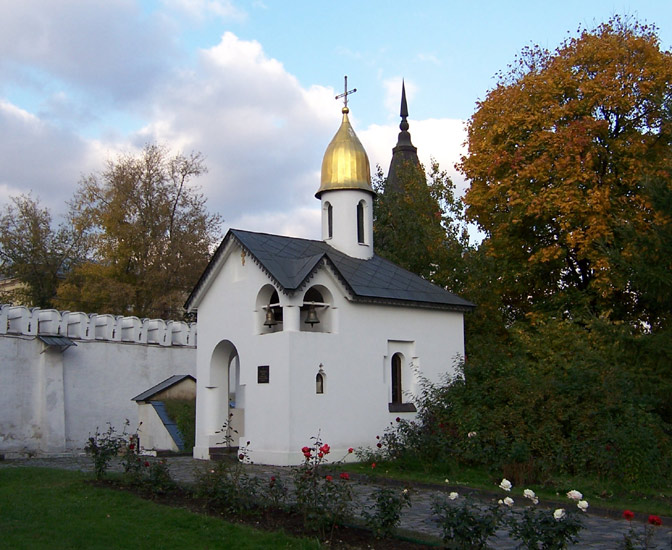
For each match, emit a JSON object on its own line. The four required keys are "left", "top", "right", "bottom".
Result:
{"left": 209, "top": 446, "right": 240, "bottom": 461}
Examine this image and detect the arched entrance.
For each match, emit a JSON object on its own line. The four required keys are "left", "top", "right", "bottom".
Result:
{"left": 206, "top": 340, "right": 244, "bottom": 449}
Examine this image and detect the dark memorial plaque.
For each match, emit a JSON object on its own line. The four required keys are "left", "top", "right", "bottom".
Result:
{"left": 257, "top": 365, "right": 270, "bottom": 384}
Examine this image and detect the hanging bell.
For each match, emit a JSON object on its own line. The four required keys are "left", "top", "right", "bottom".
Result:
{"left": 264, "top": 308, "right": 277, "bottom": 327}
{"left": 304, "top": 303, "right": 320, "bottom": 326}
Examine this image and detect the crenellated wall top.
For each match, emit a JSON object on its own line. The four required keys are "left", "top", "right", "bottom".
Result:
{"left": 0, "top": 305, "right": 196, "bottom": 347}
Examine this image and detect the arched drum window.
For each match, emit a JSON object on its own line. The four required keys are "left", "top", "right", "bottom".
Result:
{"left": 391, "top": 353, "right": 402, "bottom": 404}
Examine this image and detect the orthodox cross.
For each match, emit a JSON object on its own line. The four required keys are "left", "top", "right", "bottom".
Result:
{"left": 335, "top": 75, "right": 357, "bottom": 109}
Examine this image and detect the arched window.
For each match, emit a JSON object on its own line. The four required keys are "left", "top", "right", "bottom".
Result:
{"left": 356, "top": 201, "right": 365, "bottom": 244}
{"left": 327, "top": 203, "right": 333, "bottom": 239}
{"left": 391, "top": 353, "right": 402, "bottom": 404}
{"left": 388, "top": 352, "right": 416, "bottom": 413}
{"left": 300, "top": 285, "right": 333, "bottom": 333}
{"left": 316, "top": 372, "right": 324, "bottom": 394}
{"left": 256, "top": 285, "right": 283, "bottom": 334}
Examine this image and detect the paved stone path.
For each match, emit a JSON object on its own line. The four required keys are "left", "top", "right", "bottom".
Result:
{"left": 2, "top": 455, "right": 671, "bottom": 549}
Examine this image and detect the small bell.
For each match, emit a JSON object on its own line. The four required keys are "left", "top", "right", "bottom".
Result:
{"left": 304, "top": 303, "right": 320, "bottom": 326}
{"left": 264, "top": 308, "right": 277, "bottom": 327}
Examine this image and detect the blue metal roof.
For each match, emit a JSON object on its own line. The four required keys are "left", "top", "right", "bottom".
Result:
{"left": 149, "top": 401, "right": 185, "bottom": 451}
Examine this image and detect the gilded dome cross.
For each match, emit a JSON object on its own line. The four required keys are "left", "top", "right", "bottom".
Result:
{"left": 335, "top": 75, "right": 357, "bottom": 110}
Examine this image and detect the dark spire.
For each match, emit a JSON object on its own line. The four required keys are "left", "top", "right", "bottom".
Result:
{"left": 386, "top": 80, "right": 421, "bottom": 193}
{"left": 400, "top": 80, "right": 409, "bottom": 128}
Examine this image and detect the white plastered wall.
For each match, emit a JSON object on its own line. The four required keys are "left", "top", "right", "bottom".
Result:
{"left": 320, "top": 189, "right": 374, "bottom": 260}
{"left": 192, "top": 241, "right": 465, "bottom": 465}
{"left": 0, "top": 334, "right": 195, "bottom": 457}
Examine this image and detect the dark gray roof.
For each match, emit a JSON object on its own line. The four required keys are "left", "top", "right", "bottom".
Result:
{"left": 131, "top": 375, "right": 195, "bottom": 402}
{"left": 186, "top": 229, "right": 474, "bottom": 312}
{"left": 38, "top": 335, "right": 77, "bottom": 352}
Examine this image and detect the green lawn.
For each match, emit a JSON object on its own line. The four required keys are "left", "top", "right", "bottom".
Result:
{"left": 0, "top": 468, "right": 319, "bottom": 550}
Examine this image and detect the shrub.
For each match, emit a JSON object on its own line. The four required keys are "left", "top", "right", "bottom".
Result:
{"left": 431, "top": 492, "right": 502, "bottom": 550}
{"left": 145, "top": 458, "right": 176, "bottom": 495}
{"left": 85, "top": 423, "right": 125, "bottom": 479}
{"left": 292, "top": 436, "right": 353, "bottom": 536}
{"left": 361, "top": 486, "right": 411, "bottom": 539}
{"left": 369, "top": 315, "right": 672, "bottom": 485}
{"left": 193, "top": 441, "right": 260, "bottom": 515}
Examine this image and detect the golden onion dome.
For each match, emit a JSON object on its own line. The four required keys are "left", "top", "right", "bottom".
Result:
{"left": 316, "top": 107, "right": 373, "bottom": 198}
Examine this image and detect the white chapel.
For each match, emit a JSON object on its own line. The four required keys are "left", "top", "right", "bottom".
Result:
{"left": 186, "top": 84, "right": 474, "bottom": 465}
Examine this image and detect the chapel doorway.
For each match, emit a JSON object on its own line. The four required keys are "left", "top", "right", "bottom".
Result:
{"left": 207, "top": 340, "right": 245, "bottom": 451}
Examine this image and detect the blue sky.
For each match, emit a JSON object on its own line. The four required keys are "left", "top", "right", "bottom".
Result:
{"left": 1, "top": 0, "right": 670, "bottom": 238}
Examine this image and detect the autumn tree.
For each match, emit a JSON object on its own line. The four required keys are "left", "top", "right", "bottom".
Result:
{"left": 0, "top": 195, "right": 89, "bottom": 307}
{"left": 460, "top": 17, "right": 672, "bottom": 326}
{"left": 56, "top": 145, "right": 222, "bottom": 318}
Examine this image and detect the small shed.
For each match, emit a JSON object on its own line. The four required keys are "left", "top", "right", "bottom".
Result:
{"left": 132, "top": 375, "right": 196, "bottom": 453}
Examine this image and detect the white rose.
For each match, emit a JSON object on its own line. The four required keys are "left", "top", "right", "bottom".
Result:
{"left": 449, "top": 492, "right": 459, "bottom": 500}
{"left": 577, "top": 500, "right": 589, "bottom": 512}
{"left": 523, "top": 489, "right": 539, "bottom": 504}
{"left": 554, "top": 508, "right": 566, "bottom": 520}
{"left": 467, "top": 431, "right": 477, "bottom": 438}
{"left": 503, "top": 497, "right": 514, "bottom": 507}
{"left": 566, "top": 490, "right": 583, "bottom": 501}
{"left": 499, "top": 478, "right": 512, "bottom": 491}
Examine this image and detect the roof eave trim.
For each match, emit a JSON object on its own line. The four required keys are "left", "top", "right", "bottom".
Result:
{"left": 347, "top": 295, "right": 476, "bottom": 312}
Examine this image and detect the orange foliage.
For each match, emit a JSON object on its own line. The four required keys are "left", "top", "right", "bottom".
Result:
{"left": 460, "top": 17, "right": 672, "bottom": 317}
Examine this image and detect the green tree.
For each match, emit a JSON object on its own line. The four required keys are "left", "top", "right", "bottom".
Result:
{"left": 0, "top": 194, "right": 88, "bottom": 307}
{"left": 460, "top": 17, "right": 672, "bottom": 325}
{"left": 373, "top": 160, "right": 468, "bottom": 291}
{"left": 56, "top": 144, "right": 222, "bottom": 318}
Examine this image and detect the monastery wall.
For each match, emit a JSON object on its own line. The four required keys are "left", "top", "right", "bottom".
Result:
{"left": 0, "top": 305, "right": 196, "bottom": 458}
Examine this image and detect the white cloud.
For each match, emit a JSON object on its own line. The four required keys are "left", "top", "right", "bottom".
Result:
{"left": 415, "top": 53, "right": 441, "bottom": 66}
{"left": 162, "top": 0, "right": 246, "bottom": 21}
{"left": 0, "top": 99, "right": 100, "bottom": 215}
{"left": 134, "top": 32, "right": 340, "bottom": 235}
{"left": 233, "top": 207, "right": 321, "bottom": 240}
{"left": 0, "top": 3, "right": 469, "bottom": 244}
{"left": 381, "top": 77, "right": 419, "bottom": 121}
{"left": 0, "top": 0, "right": 176, "bottom": 105}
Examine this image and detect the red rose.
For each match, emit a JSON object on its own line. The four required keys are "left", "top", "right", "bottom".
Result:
{"left": 319, "top": 444, "right": 330, "bottom": 455}
{"left": 238, "top": 453, "right": 245, "bottom": 460}
{"left": 371, "top": 462, "right": 376, "bottom": 469}
{"left": 376, "top": 443, "right": 382, "bottom": 448}
{"left": 270, "top": 476, "right": 276, "bottom": 481}
{"left": 318, "top": 452, "right": 324, "bottom": 458}
{"left": 144, "top": 461, "right": 150, "bottom": 467}
{"left": 623, "top": 510, "right": 634, "bottom": 521}
{"left": 339, "top": 472, "right": 349, "bottom": 480}
{"left": 396, "top": 417, "right": 401, "bottom": 422}
{"left": 348, "top": 447, "right": 354, "bottom": 453}
{"left": 376, "top": 435, "right": 380, "bottom": 440}
{"left": 649, "top": 515, "right": 662, "bottom": 526}
{"left": 129, "top": 443, "right": 135, "bottom": 450}
{"left": 301, "top": 446, "right": 311, "bottom": 454}
{"left": 325, "top": 475, "right": 333, "bottom": 482}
